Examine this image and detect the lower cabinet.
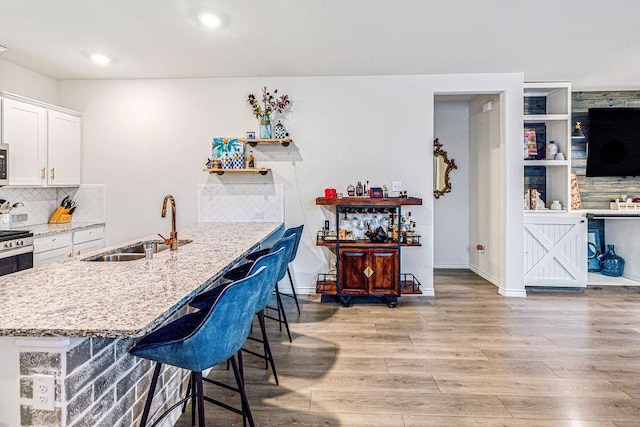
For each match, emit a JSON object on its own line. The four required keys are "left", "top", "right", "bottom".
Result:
{"left": 72, "top": 226, "right": 105, "bottom": 258}
{"left": 34, "top": 226, "right": 104, "bottom": 267}
{"left": 524, "top": 215, "right": 587, "bottom": 287}
{"left": 34, "top": 232, "right": 73, "bottom": 267}
{"left": 338, "top": 247, "right": 399, "bottom": 296}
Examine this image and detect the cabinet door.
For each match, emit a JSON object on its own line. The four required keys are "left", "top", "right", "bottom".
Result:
{"left": 338, "top": 249, "right": 367, "bottom": 294}
{"left": 73, "top": 238, "right": 104, "bottom": 259}
{"left": 2, "top": 99, "right": 47, "bottom": 186}
{"left": 368, "top": 249, "right": 399, "bottom": 294}
{"left": 48, "top": 110, "right": 81, "bottom": 186}
{"left": 524, "top": 216, "right": 587, "bottom": 287}
{"left": 34, "top": 247, "right": 73, "bottom": 267}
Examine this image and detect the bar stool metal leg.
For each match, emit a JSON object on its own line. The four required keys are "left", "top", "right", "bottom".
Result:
{"left": 140, "top": 362, "right": 162, "bottom": 427}
{"left": 230, "top": 354, "right": 255, "bottom": 427}
{"left": 286, "top": 267, "right": 301, "bottom": 314}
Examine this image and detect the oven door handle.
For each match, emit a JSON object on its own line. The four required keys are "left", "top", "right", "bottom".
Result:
{"left": 0, "top": 245, "right": 34, "bottom": 258}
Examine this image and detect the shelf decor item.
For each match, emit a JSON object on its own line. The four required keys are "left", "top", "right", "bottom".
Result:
{"left": 212, "top": 137, "right": 244, "bottom": 169}
{"left": 247, "top": 87, "right": 291, "bottom": 139}
{"left": 600, "top": 244, "right": 625, "bottom": 277}
{"left": 273, "top": 120, "right": 288, "bottom": 138}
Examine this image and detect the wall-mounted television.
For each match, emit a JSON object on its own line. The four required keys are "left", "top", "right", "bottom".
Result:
{"left": 586, "top": 108, "right": 640, "bottom": 177}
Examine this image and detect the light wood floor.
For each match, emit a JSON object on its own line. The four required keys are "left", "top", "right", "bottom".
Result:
{"left": 176, "top": 269, "right": 640, "bottom": 426}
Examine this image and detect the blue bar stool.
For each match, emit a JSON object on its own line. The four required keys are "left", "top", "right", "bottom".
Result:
{"left": 129, "top": 267, "right": 269, "bottom": 427}
{"left": 246, "top": 225, "right": 304, "bottom": 314}
{"left": 190, "top": 246, "right": 288, "bottom": 384}
{"left": 218, "top": 234, "right": 296, "bottom": 342}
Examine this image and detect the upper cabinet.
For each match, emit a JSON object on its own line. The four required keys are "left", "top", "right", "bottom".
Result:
{"left": 1, "top": 93, "right": 82, "bottom": 187}
{"left": 47, "top": 110, "right": 81, "bottom": 186}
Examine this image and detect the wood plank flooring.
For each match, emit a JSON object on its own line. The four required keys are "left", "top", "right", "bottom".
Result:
{"left": 175, "top": 269, "right": 640, "bottom": 426}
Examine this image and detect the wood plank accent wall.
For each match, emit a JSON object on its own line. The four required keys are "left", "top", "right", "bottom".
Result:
{"left": 572, "top": 91, "right": 640, "bottom": 209}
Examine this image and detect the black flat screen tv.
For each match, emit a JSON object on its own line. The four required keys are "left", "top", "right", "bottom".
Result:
{"left": 586, "top": 108, "right": 640, "bottom": 177}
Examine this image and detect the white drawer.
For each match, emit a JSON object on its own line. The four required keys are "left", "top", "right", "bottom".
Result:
{"left": 34, "top": 246, "right": 72, "bottom": 267}
{"left": 34, "top": 233, "right": 73, "bottom": 254}
{"left": 73, "top": 226, "right": 104, "bottom": 244}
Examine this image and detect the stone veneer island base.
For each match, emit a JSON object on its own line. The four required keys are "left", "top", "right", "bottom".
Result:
{"left": 0, "top": 222, "right": 283, "bottom": 427}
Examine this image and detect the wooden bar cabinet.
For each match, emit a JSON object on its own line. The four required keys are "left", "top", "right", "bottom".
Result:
{"left": 315, "top": 197, "right": 422, "bottom": 307}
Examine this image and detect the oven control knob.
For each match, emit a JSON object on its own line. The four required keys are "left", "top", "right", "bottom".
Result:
{"left": 5, "top": 242, "right": 12, "bottom": 248}
{"left": 17, "top": 240, "right": 23, "bottom": 246}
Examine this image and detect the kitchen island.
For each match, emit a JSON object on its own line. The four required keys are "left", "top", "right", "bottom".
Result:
{"left": 0, "top": 222, "right": 283, "bottom": 427}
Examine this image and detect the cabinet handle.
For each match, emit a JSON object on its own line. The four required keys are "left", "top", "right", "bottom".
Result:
{"left": 68, "top": 253, "right": 72, "bottom": 258}
{"left": 51, "top": 167, "right": 55, "bottom": 181}
{"left": 41, "top": 167, "right": 45, "bottom": 181}
{"left": 76, "top": 251, "right": 80, "bottom": 256}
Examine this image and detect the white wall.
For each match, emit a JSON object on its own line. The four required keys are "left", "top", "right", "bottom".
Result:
{"left": 469, "top": 94, "right": 503, "bottom": 286}
{"left": 433, "top": 99, "right": 469, "bottom": 268}
{"left": 58, "top": 76, "right": 433, "bottom": 294}
{"left": 0, "top": 59, "right": 57, "bottom": 104}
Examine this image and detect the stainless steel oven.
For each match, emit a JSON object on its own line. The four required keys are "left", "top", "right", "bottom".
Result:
{"left": 0, "top": 143, "right": 8, "bottom": 186}
{"left": 0, "top": 230, "right": 33, "bottom": 276}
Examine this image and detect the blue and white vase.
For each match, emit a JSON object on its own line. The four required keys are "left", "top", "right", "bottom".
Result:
{"left": 600, "top": 244, "right": 625, "bottom": 277}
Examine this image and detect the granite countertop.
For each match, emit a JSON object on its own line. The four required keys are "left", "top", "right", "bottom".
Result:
{"left": 0, "top": 222, "right": 283, "bottom": 338}
{"left": 10, "top": 221, "right": 106, "bottom": 237}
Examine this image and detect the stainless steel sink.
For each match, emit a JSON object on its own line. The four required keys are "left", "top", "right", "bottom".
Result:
{"left": 91, "top": 254, "right": 147, "bottom": 262}
{"left": 82, "top": 239, "right": 192, "bottom": 262}
{"left": 119, "top": 240, "right": 192, "bottom": 254}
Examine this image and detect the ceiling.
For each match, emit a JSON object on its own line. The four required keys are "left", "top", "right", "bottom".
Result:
{"left": 1, "top": 0, "right": 639, "bottom": 90}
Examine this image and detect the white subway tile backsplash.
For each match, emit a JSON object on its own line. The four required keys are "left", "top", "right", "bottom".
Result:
{"left": 197, "top": 183, "right": 284, "bottom": 223}
{"left": 0, "top": 185, "right": 105, "bottom": 228}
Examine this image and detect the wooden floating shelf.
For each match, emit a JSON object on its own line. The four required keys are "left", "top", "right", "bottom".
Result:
{"left": 238, "top": 138, "right": 292, "bottom": 147}
{"left": 203, "top": 168, "right": 270, "bottom": 176}
{"left": 316, "top": 241, "right": 421, "bottom": 248}
{"left": 315, "top": 197, "right": 423, "bottom": 206}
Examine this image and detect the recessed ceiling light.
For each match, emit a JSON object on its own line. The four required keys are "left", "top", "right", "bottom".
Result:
{"left": 197, "top": 11, "right": 222, "bottom": 28}
{"left": 90, "top": 53, "right": 111, "bottom": 65}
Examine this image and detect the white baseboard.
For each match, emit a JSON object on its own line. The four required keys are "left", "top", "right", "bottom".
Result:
{"left": 469, "top": 264, "right": 500, "bottom": 287}
{"left": 434, "top": 263, "right": 469, "bottom": 269}
{"left": 469, "top": 265, "right": 526, "bottom": 297}
{"left": 499, "top": 288, "right": 527, "bottom": 298}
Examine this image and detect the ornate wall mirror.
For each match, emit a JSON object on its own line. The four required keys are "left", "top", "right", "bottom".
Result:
{"left": 433, "top": 138, "right": 457, "bottom": 199}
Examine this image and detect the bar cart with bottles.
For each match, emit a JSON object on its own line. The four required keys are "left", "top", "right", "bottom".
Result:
{"left": 315, "top": 196, "right": 422, "bottom": 307}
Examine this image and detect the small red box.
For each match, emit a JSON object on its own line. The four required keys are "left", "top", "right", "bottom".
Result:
{"left": 324, "top": 188, "right": 337, "bottom": 198}
{"left": 369, "top": 187, "right": 383, "bottom": 198}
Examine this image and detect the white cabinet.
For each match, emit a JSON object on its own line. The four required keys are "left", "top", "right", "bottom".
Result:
{"left": 0, "top": 93, "right": 82, "bottom": 187}
{"left": 72, "top": 226, "right": 104, "bottom": 258}
{"left": 523, "top": 82, "right": 572, "bottom": 211}
{"left": 33, "top": 226, "right": 104, "bottom": 267}
{"left": 47, "top": 110, "right": 81, "bottom": 186}
{"left": 1, "top": 98, "right": 47, "bottom": 186}
{"left": 524, "top": 215, "right": 587, "bottom": 287}
{"left": 34, "top": 233, "right": 73, "bottom": 267}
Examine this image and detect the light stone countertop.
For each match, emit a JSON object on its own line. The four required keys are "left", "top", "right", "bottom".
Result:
{"left": 0, "top": 222, "right": 283, "bottom": 338}
{"left": 11, "top": 221, "right": 106, "bottom": 237}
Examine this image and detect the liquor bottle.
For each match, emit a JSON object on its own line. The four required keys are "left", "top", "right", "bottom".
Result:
{"left": 247, "top": 150, "right": 255, "bottom": 168}
{"left": 356, "top": 181, "right": 363, "bottom": 196}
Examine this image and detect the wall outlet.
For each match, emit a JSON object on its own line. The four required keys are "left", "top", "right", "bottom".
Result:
{"left": 11, "top": 213, "right": 28, "bottom": 223}
{"left": 392, "top": 181, "right": 402, "bottom": 191}
{"left": 32, "top": 374, "right": 55, "bottom": 411}
{"left": 253, "top": 211, "right": 265, "bottom": 220}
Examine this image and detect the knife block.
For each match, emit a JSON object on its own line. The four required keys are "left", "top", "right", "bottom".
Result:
{"left": 48, "top": 206, "right": 72, "bottom": 224}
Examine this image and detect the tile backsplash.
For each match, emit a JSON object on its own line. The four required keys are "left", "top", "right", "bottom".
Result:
{"left": 0, "top": 185, "right": 105, "bottom": 227}
{"left": 197, "top": 183, "right": 284, "bottom": 223}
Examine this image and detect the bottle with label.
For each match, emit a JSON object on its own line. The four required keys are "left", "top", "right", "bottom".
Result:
{"left": 247, "top": 150, "right": 255, "bottom": 168}
{"left": 356, "top": 181, "right": 363, "bottom": 196}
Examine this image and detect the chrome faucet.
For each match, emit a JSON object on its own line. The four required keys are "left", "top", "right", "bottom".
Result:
{"left": 158, "top": 194, "right": 178, "bottom": 251}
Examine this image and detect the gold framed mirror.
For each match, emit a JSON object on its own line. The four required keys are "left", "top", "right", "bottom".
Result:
{"left": 433, "top": 138, "right": 457, "bottom": 199}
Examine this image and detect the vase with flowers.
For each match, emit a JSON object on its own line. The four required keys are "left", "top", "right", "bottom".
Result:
{"left": 247, "top": 87, "right": 291, "bottom": 139}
